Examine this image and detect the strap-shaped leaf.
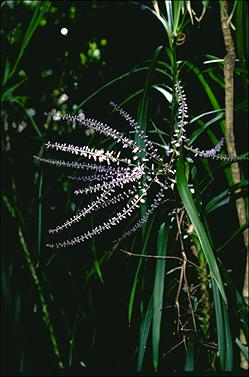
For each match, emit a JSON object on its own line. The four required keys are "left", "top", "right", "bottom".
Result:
{"left": 137, "top": 297, "right": 153, "bottom": 372}
{"left": 152, "top": 222, "right": 169, "bottom": 371}
{"left": 176, "top": 151, "right": 227, "bottom": 304}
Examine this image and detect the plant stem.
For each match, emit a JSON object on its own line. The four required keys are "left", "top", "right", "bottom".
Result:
{"left": 220, "top": 0, "right": 248, "bottom": 369}
{"left": 18, "top": 227, "right": 64, "bottom": 369}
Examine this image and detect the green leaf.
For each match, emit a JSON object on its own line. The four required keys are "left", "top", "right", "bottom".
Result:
{"left": 212, "top": 281, "right": 226, "bottom": 370}
{"left": 185, "top": 61, "right": 224, "bottom": 134}
{"left": 1, "top": 77, "right": 28, "bottom": 101}
{"left": 128, "top": 216, "right": 155, "bottom": 323}
{"left": 68, "top": 311, "right": 79, "bottom": 367}
{"left": 137, "top": 296, "right": 153, "bottom": 372}
{"left": 205, "top": 188, "right": 230, "bottom": 214}
{"left": 235, "top": 338, "right": 249, "bottom": 361}
{"left": 152, "top": 222, "right": 169, "bottom": 371}
{"left": 184, "top": 338, "right": 194, "bottom": 371}
{"left": 15, "top": 100, "right": 42, "bottom": 138}
{"left": 212, "top": 280, "right": 233, "bottom": 371}
{"left": 217, "top": 222, "right": 249, "bottom": 253}
{"left": 172, "top": 1, "right": 184, "bottom": 34}
{"left": 176, "top": 151, "right": 227, "bottom": 303}
{"left": 218, "top": 260, "right": 248, "bottom": 343}
{"left": 189, "top": 112, "right": 224, "bottom": 145}
{"left": 92, "top": 241, "right": 104, "bottom": 284}
{"left": 152, "top": 84, "right": 172, "bottom": 103}
{"left": 37, "top": 171, "right": 43, "bottom": 261}
{"left": 205, "top": 180, "right": 249, "bottom": 214}
{"left": 7, "top": 1, "right": 51, "bottom": 82}
{"left": 223, "top": 301, "right": 233, "bottom": 371}
{"left": 3, "top": 59, "right": 11, "bottom": 86}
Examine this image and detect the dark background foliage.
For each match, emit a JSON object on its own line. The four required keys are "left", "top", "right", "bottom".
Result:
{"left": 1, "top": 1, "right": 248, "bottom": 375}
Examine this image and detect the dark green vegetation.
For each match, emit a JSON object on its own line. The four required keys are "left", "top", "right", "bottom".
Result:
{"left": 1, "top": 1, "right": 248, "bottom": 375}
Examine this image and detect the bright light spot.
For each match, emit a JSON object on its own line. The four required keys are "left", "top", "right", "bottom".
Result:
{"left": 60, "top": 27, "right": 68, "bottom": 36}
{"left": 100, "top": 38, "right": 107, "bottom": 46}
{"left": 77, "top": 111, "right": 85, "bottom": 121}
{"left": 18, "top": 121, "right": 27, "bottom": 133}
{"left": 53, "top": 112, "right": 62, "bottom": 121}
{"left": 27, "top": 108, "right": 36, "bottom": 116}
{"left": 92, "top": 48, "right": 100, "bottom": 59}
{"left": 57, "top": 93, "right": 69, "bottom": 105}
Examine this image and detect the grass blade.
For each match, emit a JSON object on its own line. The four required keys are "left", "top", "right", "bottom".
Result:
{"left": 128, "top": 215, "right": 155, "bottom": 324}
{"left": 223, "top": 301, "right": 233, "bottom": 371}
{"left": 212, "top": 281, "right": 226, "bottom": 370}
{"left": 137, "top": 296, "right": 153, "bottom": 372}
{"left": 152, "top": 84, "right": 172, "bottom": 103}
{"left": 18, "top": 226, "right": 64, "bottom": 369}
{"left": 185, "top": 61, "right": 224, "bottom": 134}
{"left": 218, "top": 259, "right": 248, "bottom": 343}
{"left": 37, "top": 171, "right": 43, "bottom": 262}
{"left": 184, "top": 338, "right": 194, "bottom": 371}
{"left": 152, "top": 222, "right": 169, "bottom": 371}
{"left": 216, "top": 222, "right": 249, "bottom": 252}
{"left": 92, "top": 240, "right": 104, "bottom": 284}
{"left": 7, "top": 1, "right": 51, "bottom": 82}
{"left": 68, "top": 311, "right": 79, "bottom": 367}
{"left": 235, "top": 338, "right": 249, "bottom": 361}
{"left": 176, "top": 151, "right": 227, "bottom": 303}
{"left": 74, "top": 66, "right": 156, "bottom": 113}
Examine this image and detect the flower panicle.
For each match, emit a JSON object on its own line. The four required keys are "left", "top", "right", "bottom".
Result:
{"left": 34, "top": 155, "right": 138, "bottom": 174}
{"left": 67, "top": 166, "right": 136, "bottom": 183}
{"left": 47, "top": 190, "right": 148, "bottom": 249}
{"left": 185, "top": 137, "right": 249, "bottom": 161}
{"left": 45, "top": 140, "right": 133, "bottom": 165}
{"left": 110, "top": 101, "right": 162, "bottom": 161}
{"left": 37, "top": 83, "right": 248, "bottom": 250}
{"left": 168, "top": 82, "right": 189, "bottom": 154}
{"left": 73, "top": 165, "right": 145, "bottom": 195}
{"left": 47, "top": 110, "right": 143, "bottom": 154}
{"left": 49, "top": 185, "right": 137, "bottom": 235}
{"left": 114, "top": 188, "right": 166, "bottom": 243}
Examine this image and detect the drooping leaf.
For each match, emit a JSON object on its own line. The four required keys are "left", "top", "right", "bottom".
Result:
{"left": 137, "top": 296, "right": 153, "bottom": 372}
{"left": 176, "top": 151, "right": 227, "bottom": 303}
{"left": 152, "top": 222, "right": 169, "bottom": 371}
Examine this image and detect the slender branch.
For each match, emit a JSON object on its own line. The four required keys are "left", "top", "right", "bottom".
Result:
{"left": 18, "top": 227, "right": 64, "bottom": 369}
{"left": 176, "top": 213, "right": 197, "bottom": 335}
{"left": 121, "top": 249, "right": 202, "bottom": 270}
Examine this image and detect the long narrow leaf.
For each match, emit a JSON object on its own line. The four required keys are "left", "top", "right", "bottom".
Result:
{"left": 137, "top": 296, "right": 153, "bottom": 372}
{"left": 176, "top": 151, "right": 227, "bottom": 303}
{"left": 223, "top": 302, "right": 233, "bottom": 371}
{"left": 184, "top": 338, "right": 194, "bottom": 371}
{"left": 7, "top": 1, "right": 50, "bottom": 82}
{"left": 212, "top": 281, "right": 226, "bottom": 370}
{"left": 37, "top": 171, "right": 43, "bottom": 261}
{"left": 235, "top": 338, "right": 249, "bottom": 362}
{"left": 185, "top": 61, "right": 224, "bottom": 134}
{"left": 152, "top": 222, "right": 169, "bottom": 371}
{"left": 18, "top": 227, "right": 64, "bottom": 369}
{"left": 128, "top": 215, "right": 155, "bottom": 323}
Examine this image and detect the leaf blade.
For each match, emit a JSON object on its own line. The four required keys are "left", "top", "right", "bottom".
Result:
{"left": 176, "top": 151, "right": 227, "bottom": 303}
{"left": 152, "top": 222, "right": 169, "bottom": 371}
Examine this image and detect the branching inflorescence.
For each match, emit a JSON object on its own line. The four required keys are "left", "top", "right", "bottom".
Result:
{"left": 34, "top": 82, "right": 248, "bottom": 249}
